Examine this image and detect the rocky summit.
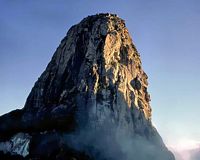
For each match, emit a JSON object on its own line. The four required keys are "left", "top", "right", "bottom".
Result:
{"left": 0, "top": 13, "right": 175, "bottom": 160}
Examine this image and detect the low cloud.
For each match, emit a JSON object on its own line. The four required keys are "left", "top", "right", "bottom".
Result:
{"left": 61, "top": 124, "right": 174, "bottom": 160}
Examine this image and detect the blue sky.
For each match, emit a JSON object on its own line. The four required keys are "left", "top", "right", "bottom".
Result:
{"left": 0, "top": 0, "right": 200, "bottom": 152}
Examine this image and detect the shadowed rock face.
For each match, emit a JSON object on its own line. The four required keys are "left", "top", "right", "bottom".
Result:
{"left": 0, "top": 13, "right": 175, "bottom": 160}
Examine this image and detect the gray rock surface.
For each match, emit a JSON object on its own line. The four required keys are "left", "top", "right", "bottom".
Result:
{"left": 0, "top": 13, "right": 175, "bottom": 160}
{"left": 0, "top": 133, "right": 31, "bottom": 157}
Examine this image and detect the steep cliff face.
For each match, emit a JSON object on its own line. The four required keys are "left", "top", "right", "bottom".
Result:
{"left": 0, "top": 14, "right": 175, "bottom": 160}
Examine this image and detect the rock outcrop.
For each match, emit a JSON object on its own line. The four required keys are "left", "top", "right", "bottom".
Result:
{"left": 0, "top": 13, "right": 175, "bottom": 160}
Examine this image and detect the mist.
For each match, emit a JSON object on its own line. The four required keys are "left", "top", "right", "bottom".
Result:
{"left": 60, "top": 123, "right": 174, "bottom": 160}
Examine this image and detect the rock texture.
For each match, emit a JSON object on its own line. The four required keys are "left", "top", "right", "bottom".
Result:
{"left": 0, "top": 13, "right": 175, "bottom": 160}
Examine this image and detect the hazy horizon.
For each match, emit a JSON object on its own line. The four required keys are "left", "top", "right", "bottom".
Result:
{"left": 1, "top": 1, "right": 200, "bottom": 159}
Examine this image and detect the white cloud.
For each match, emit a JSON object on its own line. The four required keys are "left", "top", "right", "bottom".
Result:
{"left": 168, "top": 139, "right": 200, "bottom": 160}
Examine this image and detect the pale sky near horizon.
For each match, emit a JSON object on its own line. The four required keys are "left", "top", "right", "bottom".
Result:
{"left": 0, "top": 0, "right": 200, "bottom": 154}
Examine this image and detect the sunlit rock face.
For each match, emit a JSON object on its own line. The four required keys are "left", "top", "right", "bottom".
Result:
{"left": 0, "top": 13, "right": 175, "bottom": 160}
